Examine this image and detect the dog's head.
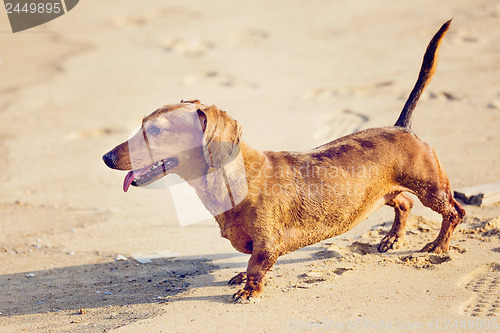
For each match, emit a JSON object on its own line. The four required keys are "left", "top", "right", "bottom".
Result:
{"left": 102, "top": 100, "right": 242, "bottom": 192}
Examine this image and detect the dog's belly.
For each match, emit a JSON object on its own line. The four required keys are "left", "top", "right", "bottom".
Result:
{"left": 278, "top": 192, "right": 393, "bottom": 254}
{"left": 280, "top": 183, "right": 400, "bottom": 254}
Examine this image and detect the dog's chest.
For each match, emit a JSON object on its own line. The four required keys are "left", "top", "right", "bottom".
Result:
{"left": 215, "top": 215, "right": 253, "bottom": 254}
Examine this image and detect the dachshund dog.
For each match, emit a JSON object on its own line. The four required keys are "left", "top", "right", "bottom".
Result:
{"left": 103, "top": 20, "right": 465, "bottom": 302}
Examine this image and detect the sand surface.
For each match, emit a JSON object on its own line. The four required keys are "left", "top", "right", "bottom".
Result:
{"left": 1, "top": 0, "right": 500, "bottom": 332}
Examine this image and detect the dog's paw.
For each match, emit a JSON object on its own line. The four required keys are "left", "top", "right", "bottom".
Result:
{"left": 231, "top": 288, "right": 260, "bottom": 303}
{"left": 419, "top": 240, "right": 449, "bottom": 254}
{"left": 378, "top": 233, "right": 404, "bottom": 252}
{"left": 228, "top": 272, "right": 246, "bottom": 285}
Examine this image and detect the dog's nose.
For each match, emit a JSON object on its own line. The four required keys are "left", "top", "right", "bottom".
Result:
{"left": 102, "top": 151, "right": 118, "bottom": 168}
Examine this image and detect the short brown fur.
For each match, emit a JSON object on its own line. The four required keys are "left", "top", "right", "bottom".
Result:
{"left": 103, "top": 20, "right": 464, "bottom": 302}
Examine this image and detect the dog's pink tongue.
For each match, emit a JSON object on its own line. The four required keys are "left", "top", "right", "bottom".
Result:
{"left": 123, "top": 165, "right": 152, "bottom": 192}
{"left": 123, "top": 171, "right": 135, "bottom": 192}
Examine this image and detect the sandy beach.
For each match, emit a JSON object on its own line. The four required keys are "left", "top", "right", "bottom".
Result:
{"left": 1, "top": 0, "right": 500, "bottom": 331}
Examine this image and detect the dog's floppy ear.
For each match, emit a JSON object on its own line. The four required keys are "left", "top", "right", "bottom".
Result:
{"left": 196, "top": 105, "right": 242, "bottom": 169}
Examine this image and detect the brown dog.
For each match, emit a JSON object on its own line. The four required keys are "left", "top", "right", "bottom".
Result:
{"left": 103, "top": 20, "right": 465, "bottom": 302}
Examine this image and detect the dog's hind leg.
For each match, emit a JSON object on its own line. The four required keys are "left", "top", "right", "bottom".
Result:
{"left": 400, "top": 149, "right": 466, "bottom": 253}
{"left": 378, "top": 192, "right": 414, "bottom": 252}
{"left": 418, "top": 191, "right": 465, "bottom": 253}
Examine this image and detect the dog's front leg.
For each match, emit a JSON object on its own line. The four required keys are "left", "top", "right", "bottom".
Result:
{"left": 232, "top": 249, "right": 278, "bottom": 303}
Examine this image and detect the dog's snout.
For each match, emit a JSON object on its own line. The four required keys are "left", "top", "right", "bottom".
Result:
{"left": 102, "top": 143, "right": 131, "bottom": 170}
{"left": 102, "top": 151, "right": 118, "bottom": 168}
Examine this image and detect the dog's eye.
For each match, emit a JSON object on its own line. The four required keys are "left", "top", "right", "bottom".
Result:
{"left": 147, "top": 125, "right": 164, "bottom": 135}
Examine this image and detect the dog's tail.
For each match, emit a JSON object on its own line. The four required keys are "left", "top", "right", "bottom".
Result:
{"left": 394, "top": 19, "right": 451, "bottom": 129}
